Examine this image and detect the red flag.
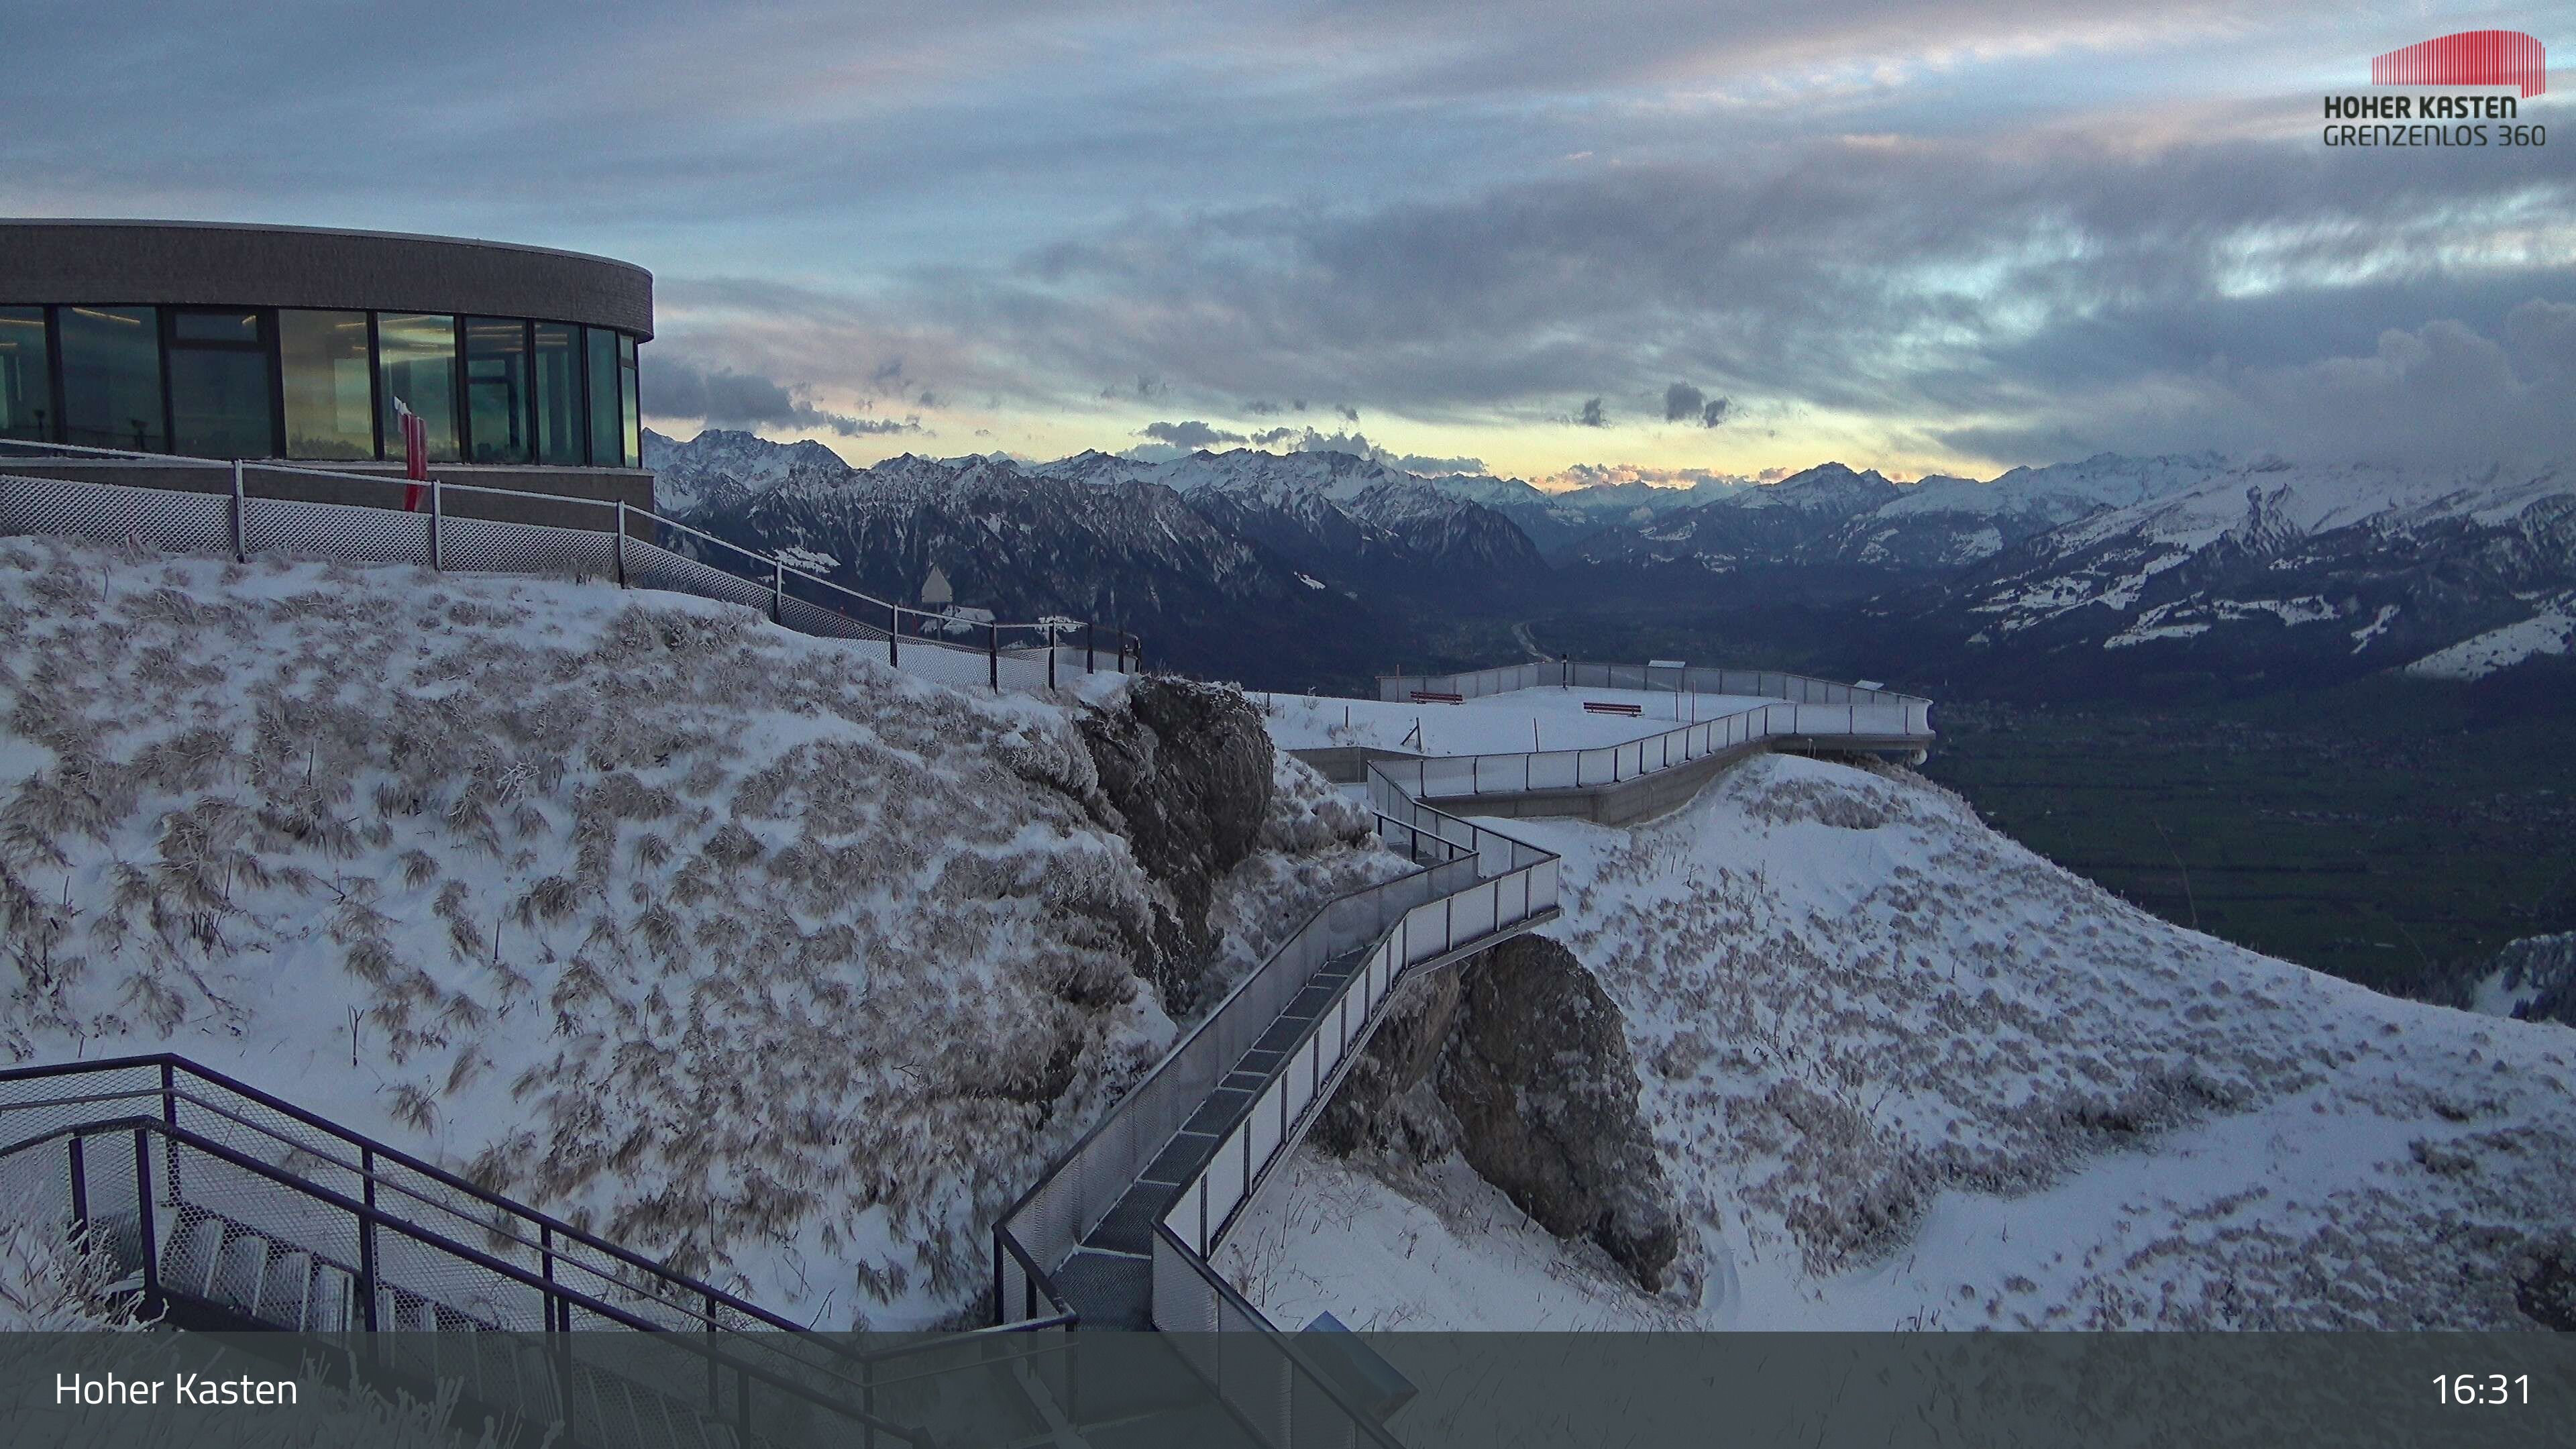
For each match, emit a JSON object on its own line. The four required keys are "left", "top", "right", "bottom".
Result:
{"left": 394, "top": 398, "right": 429, "bottom": 509}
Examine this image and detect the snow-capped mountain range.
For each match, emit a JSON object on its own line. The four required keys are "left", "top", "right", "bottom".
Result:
{"left": 1879, "top": 456, "right": 2576, "bottom": 692}
{"left": 645, "top": 431, "right": 1417, "bottom": 686}
{"left": 1549, "top": 454, "right": 2239, "bottom": 572}
{"left": 645, "top": 430, "right": 2576, "bottom": 692}
{"left": 649, "top": 429, "right": 1544, "bottom": 588}
{"left": 1033, "top": 446, "right": 1550, "bottom": 582}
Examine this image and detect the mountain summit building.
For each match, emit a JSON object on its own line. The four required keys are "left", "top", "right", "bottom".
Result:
{"left": 0, "top": 218, "right": 653, "bottom": 512}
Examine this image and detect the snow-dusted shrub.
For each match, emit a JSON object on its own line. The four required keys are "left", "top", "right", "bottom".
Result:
{"left": 0, "top": 1205, "right": 147, "bottom": 1332}
{"left": 1259, "top": 751, "right": 1374, "bottom": 855}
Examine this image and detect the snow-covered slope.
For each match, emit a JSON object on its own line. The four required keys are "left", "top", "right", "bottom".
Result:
{"left": 2403, "top": 592, "right": 2576, "bottom": 680}
{"left": 1235, "top": 754, "right": 2576, "bottom": 1333}
{"left": 0, "top": 534, "right": 1389, "bottom": 1330}
{"left": 1883, "top": 452, "right": 2224, "bottom": 525}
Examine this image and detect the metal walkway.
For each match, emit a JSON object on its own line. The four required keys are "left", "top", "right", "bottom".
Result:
{"left": 993, "top": 763, "right": 1566, "bottom": 1445}
{"left": 1056, "top": 945, "right": 1378, "bottom": 1328}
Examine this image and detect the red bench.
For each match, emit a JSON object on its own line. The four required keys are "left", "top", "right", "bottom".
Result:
{"left": 1582, "top": 700, "right": 1643, "bottom": 716}
{"left": 1409, "top": 690, "right": 1464, "bottom": 704}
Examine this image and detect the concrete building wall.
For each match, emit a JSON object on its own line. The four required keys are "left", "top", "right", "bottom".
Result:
{"left": 0, "top": 220, "right": 652, "bottom": 337}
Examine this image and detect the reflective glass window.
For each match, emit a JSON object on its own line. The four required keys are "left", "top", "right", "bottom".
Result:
{"left": 0, "top": 307, "right": 48, "bottom": 442}
{"left": 586, "top": 326, "right": 619, "bottom": 467}
{"left": 618, "top": 333, "right": 640, "bottom": 468}
{"left": 58, "top": 305, "right": 164, "bottom": 452}
{"left": 167, "top": 308, "right": 274, "bottom": 458}
{"left": 172, "top": 310, "right": 261, "bottom": 344}
{"left": 278, "top": 310, "right": 375, "bottom": 460}
{"left": 533, "top": 322, "right": 584, "bottom": 465}
{"left": 464, "top": 317, "right": 531, "bottom": 464}
{"left": 376, "top": 313, "right": 459, "bottom": 462}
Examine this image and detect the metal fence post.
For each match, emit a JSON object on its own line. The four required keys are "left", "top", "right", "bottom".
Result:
{"left": 771, "top": 560, "right": 784, "bottom": 623}
{"left": 704, "top": 1291, "right": 720, "bottom": 1416}
{"left": 133, "top": 1128, "right": 160, "bottom": 1321}
{"left": 358, "top": 1144, "right": 379, "bottom": 1330}
{"left": 1048, "top": 631, "right": 1058, "bottom": 690}
{"left": 1086, "top": 623, "right": 1095, "bottom": 674}
{"left": 229, "top": 460, "right": 246, "bottom": 561}
{"left": 429, "top": 480, "right": 443, "bottom": 570}
{"left": 888, "top": 602, "right": 900, "bottom": 667}
{"left": 160, "top": 1061, "right": 178, "bottom": 1200}
{"left": 614, "top": 501, "right": 627, "bottom": 587}
{"left": 66, "top": 1134, "right": 87, "bottom": 1234}
{"left": 988, "top": 622, "right": 1000, "bottom": 691}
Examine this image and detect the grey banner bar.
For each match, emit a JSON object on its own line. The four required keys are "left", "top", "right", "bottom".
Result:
{"left": 6, "top": 1330, "right": 2570, "bottom": 1448}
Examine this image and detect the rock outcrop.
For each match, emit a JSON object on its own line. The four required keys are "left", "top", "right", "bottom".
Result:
{"left": 1318, "top": 934, "right": 1682, "bottom": 1292}
{"left": 1076, "top": 677, "right": 1275, "bottom": 1013}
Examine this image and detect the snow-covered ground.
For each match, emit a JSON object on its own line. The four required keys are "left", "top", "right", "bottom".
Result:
{"left": 0, "top": 534, "right": 1380, "bottom": 1332}
{"left": 1258, "top": 688, "right": 1776, "bottom": 755}
{"left": 1234, "top": 753, "right": 2576, "bottom": 1339}
{"left": 2404, "top": 593, "right": 2576, "bottom": 680}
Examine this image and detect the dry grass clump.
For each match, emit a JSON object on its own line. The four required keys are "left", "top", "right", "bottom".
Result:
{"left": 0, "top": 1177, "right": 152, "bottom": 1332}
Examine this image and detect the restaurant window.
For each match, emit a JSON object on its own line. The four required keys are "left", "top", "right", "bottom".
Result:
{"left": 58, "top": 306, "right": 164, "bottom": 452}
{"left": 278, "top": 309, "right": 375, "bottom": 460}
{"left": 618, "top": 333, "right": 640, "bottom": 468}
{"left": 376, "top": 313, "right": 460, "bottom": 462}
{"left": 464, "top": 317, "right": 533, "bottom": 464}
{"left": 167, "top": 309, "right": 275, "bottom": 458}
{"left": 586, "top": 326, "right": 620, "bottom": 468}
{"left": 0, "top": 307, "right": 47, "bottom": 442}
{"left": 533, "top": 322, "right": 584, "bottom": 465}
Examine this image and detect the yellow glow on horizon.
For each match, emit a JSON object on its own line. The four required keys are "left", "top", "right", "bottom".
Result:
{"left": 700, "top": 399, "right": 2019, "bottom": 488}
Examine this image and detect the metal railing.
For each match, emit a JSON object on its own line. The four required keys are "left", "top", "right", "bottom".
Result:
{"left": 0, "top": 1055, "right": 1087, "bottom": 1446}
{"left": 1371, "top": 659, "right": 1934, "bottom": 800}
{"left": 993, "top": 753, "right": 1560, "bottom": 1444}
{"left": 0, "top": 438, "right": 1140, "bottom": 693}
{"left": 1380, "top": 658, "right": 1929, "bottom": 711}
{"left": 1153, "top": 1228, "right": 1407, "bottom": 1449}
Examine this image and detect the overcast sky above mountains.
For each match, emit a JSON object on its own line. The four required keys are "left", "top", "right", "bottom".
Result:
{"left": 4, "top": 1, "right": 2569, "bottom": 479}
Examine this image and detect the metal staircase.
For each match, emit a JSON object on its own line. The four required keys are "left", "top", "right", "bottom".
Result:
{"left": 0, "top": 1057, "right": 1130, "bottom": 1449}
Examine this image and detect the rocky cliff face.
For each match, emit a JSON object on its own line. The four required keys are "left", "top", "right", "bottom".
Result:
{"left": 1075, "top": 678, "right": 1276, "bottom": 1014}
{"left": 1316, "top": 934, "right": 1681, "bottom": 1292}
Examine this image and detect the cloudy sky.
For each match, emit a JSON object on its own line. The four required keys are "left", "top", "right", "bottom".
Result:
{"left": 5, "top": 1, "right": 2571, "bottom": 482}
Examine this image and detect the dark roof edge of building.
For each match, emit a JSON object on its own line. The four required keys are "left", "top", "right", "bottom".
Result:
{"left": 0, "top": 217, "right": 651, "bottom": 280}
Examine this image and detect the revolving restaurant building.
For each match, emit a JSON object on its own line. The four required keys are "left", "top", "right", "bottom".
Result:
{"left": 0, "top": 219, "right": 653, "bottom": 510}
